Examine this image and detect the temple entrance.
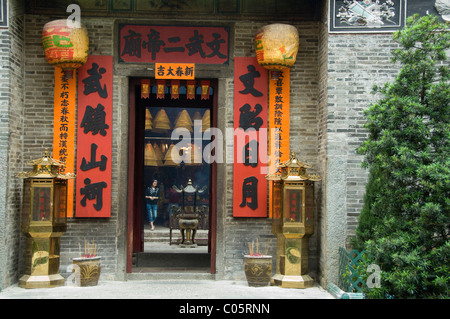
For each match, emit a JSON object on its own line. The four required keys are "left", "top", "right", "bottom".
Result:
{"left": 127, "top": 78, "right": 217, "bottom": 273}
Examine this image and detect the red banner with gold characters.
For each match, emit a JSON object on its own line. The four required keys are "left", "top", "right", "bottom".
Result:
{"left": 141, "top": 79, "right": 150, "bottom": 99}
{"left": 76, "top": 56, "right": 113, "bottom": 218}
{"left": 268, "top": 69, "right": 290, "bottom": 218}
{"left": 233, "top": 57, "right": 268, "bottom": 217}
{"left": 53, "top": 67, "right": 76, "bottom": 217}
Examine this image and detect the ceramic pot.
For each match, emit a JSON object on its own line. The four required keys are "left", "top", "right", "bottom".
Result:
{"left": 244, "top": 255, "right": 272, "bottom": 287}
{"left": 72, "top": 256, "right": 101, "bottom": 287}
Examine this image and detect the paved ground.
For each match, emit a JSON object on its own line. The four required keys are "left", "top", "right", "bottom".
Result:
{"left": 1, "top": 228, "right": 334, "bottom": 302}
{"left": 0, "top": 279, "right": 334, "bottom": 299}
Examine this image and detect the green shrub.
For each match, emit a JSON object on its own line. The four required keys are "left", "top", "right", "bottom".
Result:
{"left": 352, "top": 14, "right": 449, "bottom": 299}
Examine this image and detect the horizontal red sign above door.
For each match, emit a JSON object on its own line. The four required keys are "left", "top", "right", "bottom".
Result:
{"left": 119, "top": 24, "right": 229, "bottom": 64}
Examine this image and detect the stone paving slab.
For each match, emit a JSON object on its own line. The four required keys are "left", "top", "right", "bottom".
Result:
{"left": 0, "top": 279, "right": 334, "bottom": 299}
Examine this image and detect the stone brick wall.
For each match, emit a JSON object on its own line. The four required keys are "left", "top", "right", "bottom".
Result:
{"left": 1, "top": 3, "right": 406, "bottom": 288}
{"left": 323, "top": 33, "right": 400, "bottom": 285}
{"left": 222, "top": 20, "right": 321, "bottom": 280}
{"left": 16, "top": 15, "right": 322, "bottom": 282}
{"left": 0, "top": 1, "right": 25, "bottom": 289}
{"left": 317, "top": 0, "right": 329, "bottom": 288}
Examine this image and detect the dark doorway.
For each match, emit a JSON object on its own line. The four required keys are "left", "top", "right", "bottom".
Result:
{"left": 127, "top": 78, "right": 217, "bottom": 273}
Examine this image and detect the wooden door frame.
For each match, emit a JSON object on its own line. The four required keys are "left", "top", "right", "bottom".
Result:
{"left": 126, "top": 77, "right": 217, "bottom": 274}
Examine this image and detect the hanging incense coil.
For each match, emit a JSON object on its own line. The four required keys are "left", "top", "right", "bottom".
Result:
{"left": 145, "top": 109, "right": 153, "bottom": 131}
{"left": 174, "top": 109, "right": 193, "bottom": 132}
{"left": 163, "top": 144, "right": 180, "bottom": 166}
{"left": 201, "top": 109, "right": 210, "bottom": 132}
{"left": 144, "top": 143, "right": 162, "bottom": 166}
{"left": 152, "top": 142, "right": 164, "bottom": 163}
{"left": 192, "top": 111, "right": 204, "bottom": 132}
{"left": 186, "top": 143, "right": 203, "bottom": 165}
{"left": 193, "top": 111, "right": 202, "bottom": 121}
{"left": 152, "top": 109, "right": 171, "bottom": 133}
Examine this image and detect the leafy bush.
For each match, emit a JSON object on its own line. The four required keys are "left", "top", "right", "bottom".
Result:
{"left": 352, "top": 14, "right": 449, "bottom": 299}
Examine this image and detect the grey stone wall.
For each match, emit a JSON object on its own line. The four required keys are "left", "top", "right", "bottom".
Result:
{"left": 221, "top": 20, "right": 321, "bottom": 280}
{"left": 0, "top": 0, "right": 25, "bottom": 289}
{"left": 16, "top": 15, "right": 322, "bottom": 283}
{"left": 322, "top": 33, "right": 400, "bottom": 286}
{"left": 22, "top": 15, "right": 118, "bottom": 278}
{"left": 1, "top": 2, "right": 406, "bottom": 289}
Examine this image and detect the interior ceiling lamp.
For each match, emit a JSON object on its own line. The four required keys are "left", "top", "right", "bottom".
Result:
{"left": 42, "top": 19, "right": 89, "bottom": 81}
{"left": 255, "top": 23, "right": 299, "bottom": 79}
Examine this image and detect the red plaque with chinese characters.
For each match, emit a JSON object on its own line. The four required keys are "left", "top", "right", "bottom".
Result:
{"left": 119, "top": 24, "right": 229, "bottom": 64}
{"left": 76, "top": 56, "right": 113, "bottom": 218}
{"left": 233, "top": 57, "right": 268, "bottom": 217}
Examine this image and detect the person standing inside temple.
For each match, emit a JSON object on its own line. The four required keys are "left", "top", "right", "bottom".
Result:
{"left": 145, "top": 180, "right": 160, "bottom": 231}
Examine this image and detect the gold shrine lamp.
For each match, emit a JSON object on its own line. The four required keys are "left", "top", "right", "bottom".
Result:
{"left": 265, "top": 151, "right": 321, "bottom": 288}
{"left": 16, "top": 150, "right": 75, "bottom": 288}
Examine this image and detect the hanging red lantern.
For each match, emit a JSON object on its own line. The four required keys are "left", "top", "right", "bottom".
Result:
{"left": 42, "top": 19, "right": 89, "bottom": 79}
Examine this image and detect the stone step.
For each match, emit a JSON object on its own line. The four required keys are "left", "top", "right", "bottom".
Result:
{"left": 127, "top": 271, "right": 215, "bottom": 281}
{"left": 144, "top": 227, "right": 209, "bottom": 244}
{"left": 135, "top": 252, "right": 211, "bottom": 268}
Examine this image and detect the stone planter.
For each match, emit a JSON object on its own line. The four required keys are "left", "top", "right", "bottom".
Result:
{"left": 244, "top": 255, "right": 272, "bottom": 287}
{"left": 72, "top": 256, "right": 101, "bottom": 287}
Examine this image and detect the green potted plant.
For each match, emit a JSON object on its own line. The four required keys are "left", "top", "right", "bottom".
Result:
{"left": 244, "top": 239, "right": 272, "bottom": 287}
{"left": 72, "top": 239, "right": 101, "bottom": 287}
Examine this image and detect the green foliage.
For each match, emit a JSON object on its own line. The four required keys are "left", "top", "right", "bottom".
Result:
{"left": 352, "top": 14, "right": 449, "bottom": 299}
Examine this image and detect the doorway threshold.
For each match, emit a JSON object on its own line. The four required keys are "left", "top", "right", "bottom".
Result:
{"left": 128, "top": 268, "right": 215, "bottom": 281}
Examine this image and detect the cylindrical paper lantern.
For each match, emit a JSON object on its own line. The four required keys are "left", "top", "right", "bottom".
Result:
{"left": 255, "top": 24, "right": 299, "bottom": 71}
{"left": 42, "top": 19, "right": 89, "bottom": 78}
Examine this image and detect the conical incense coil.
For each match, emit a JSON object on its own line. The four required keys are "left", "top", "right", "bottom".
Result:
{"left": 193, "top": 111, "right": 202, "bottom": 121}
{"left": 152, "top": 142, "right": 164, "bottom": 163}
{"left": 201, "top": 109, "right": 210, "bottom": 132}
{"left": 186, "top": 143, "right": 203, "bottom": 165}
{"left": 174, "top": 109, "right": 193, "bottom": 132}
{"left": 144, "top": 143, "right": 162, "bottom": 166}
{"left": 163, "top": 144, "right": 180, "bottom": 166}
{"left": 152, "top": 109, "right": 171, "bottom": 132}
{"left": 145, "top": 109, "right": 153, "bottom": 131}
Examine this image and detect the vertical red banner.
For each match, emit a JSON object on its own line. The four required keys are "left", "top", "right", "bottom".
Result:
{"left": 53, "top": 67, "right": 76, "bottom": 217}
{"left": 233, "top": 57, "right": 268, "bottom": 217}
{"left": 76, "top": 56, "right": 113, "bottom": 218}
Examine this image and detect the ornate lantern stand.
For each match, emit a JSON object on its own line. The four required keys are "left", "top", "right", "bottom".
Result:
{"left": 265, "top": 151, "right": 321, "bottom": 288}
{"left": 172, "top": 179, "right": 207, "bottom": 248}
{"left": 16, "top": 150, "right": 75, "bottom": 288}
